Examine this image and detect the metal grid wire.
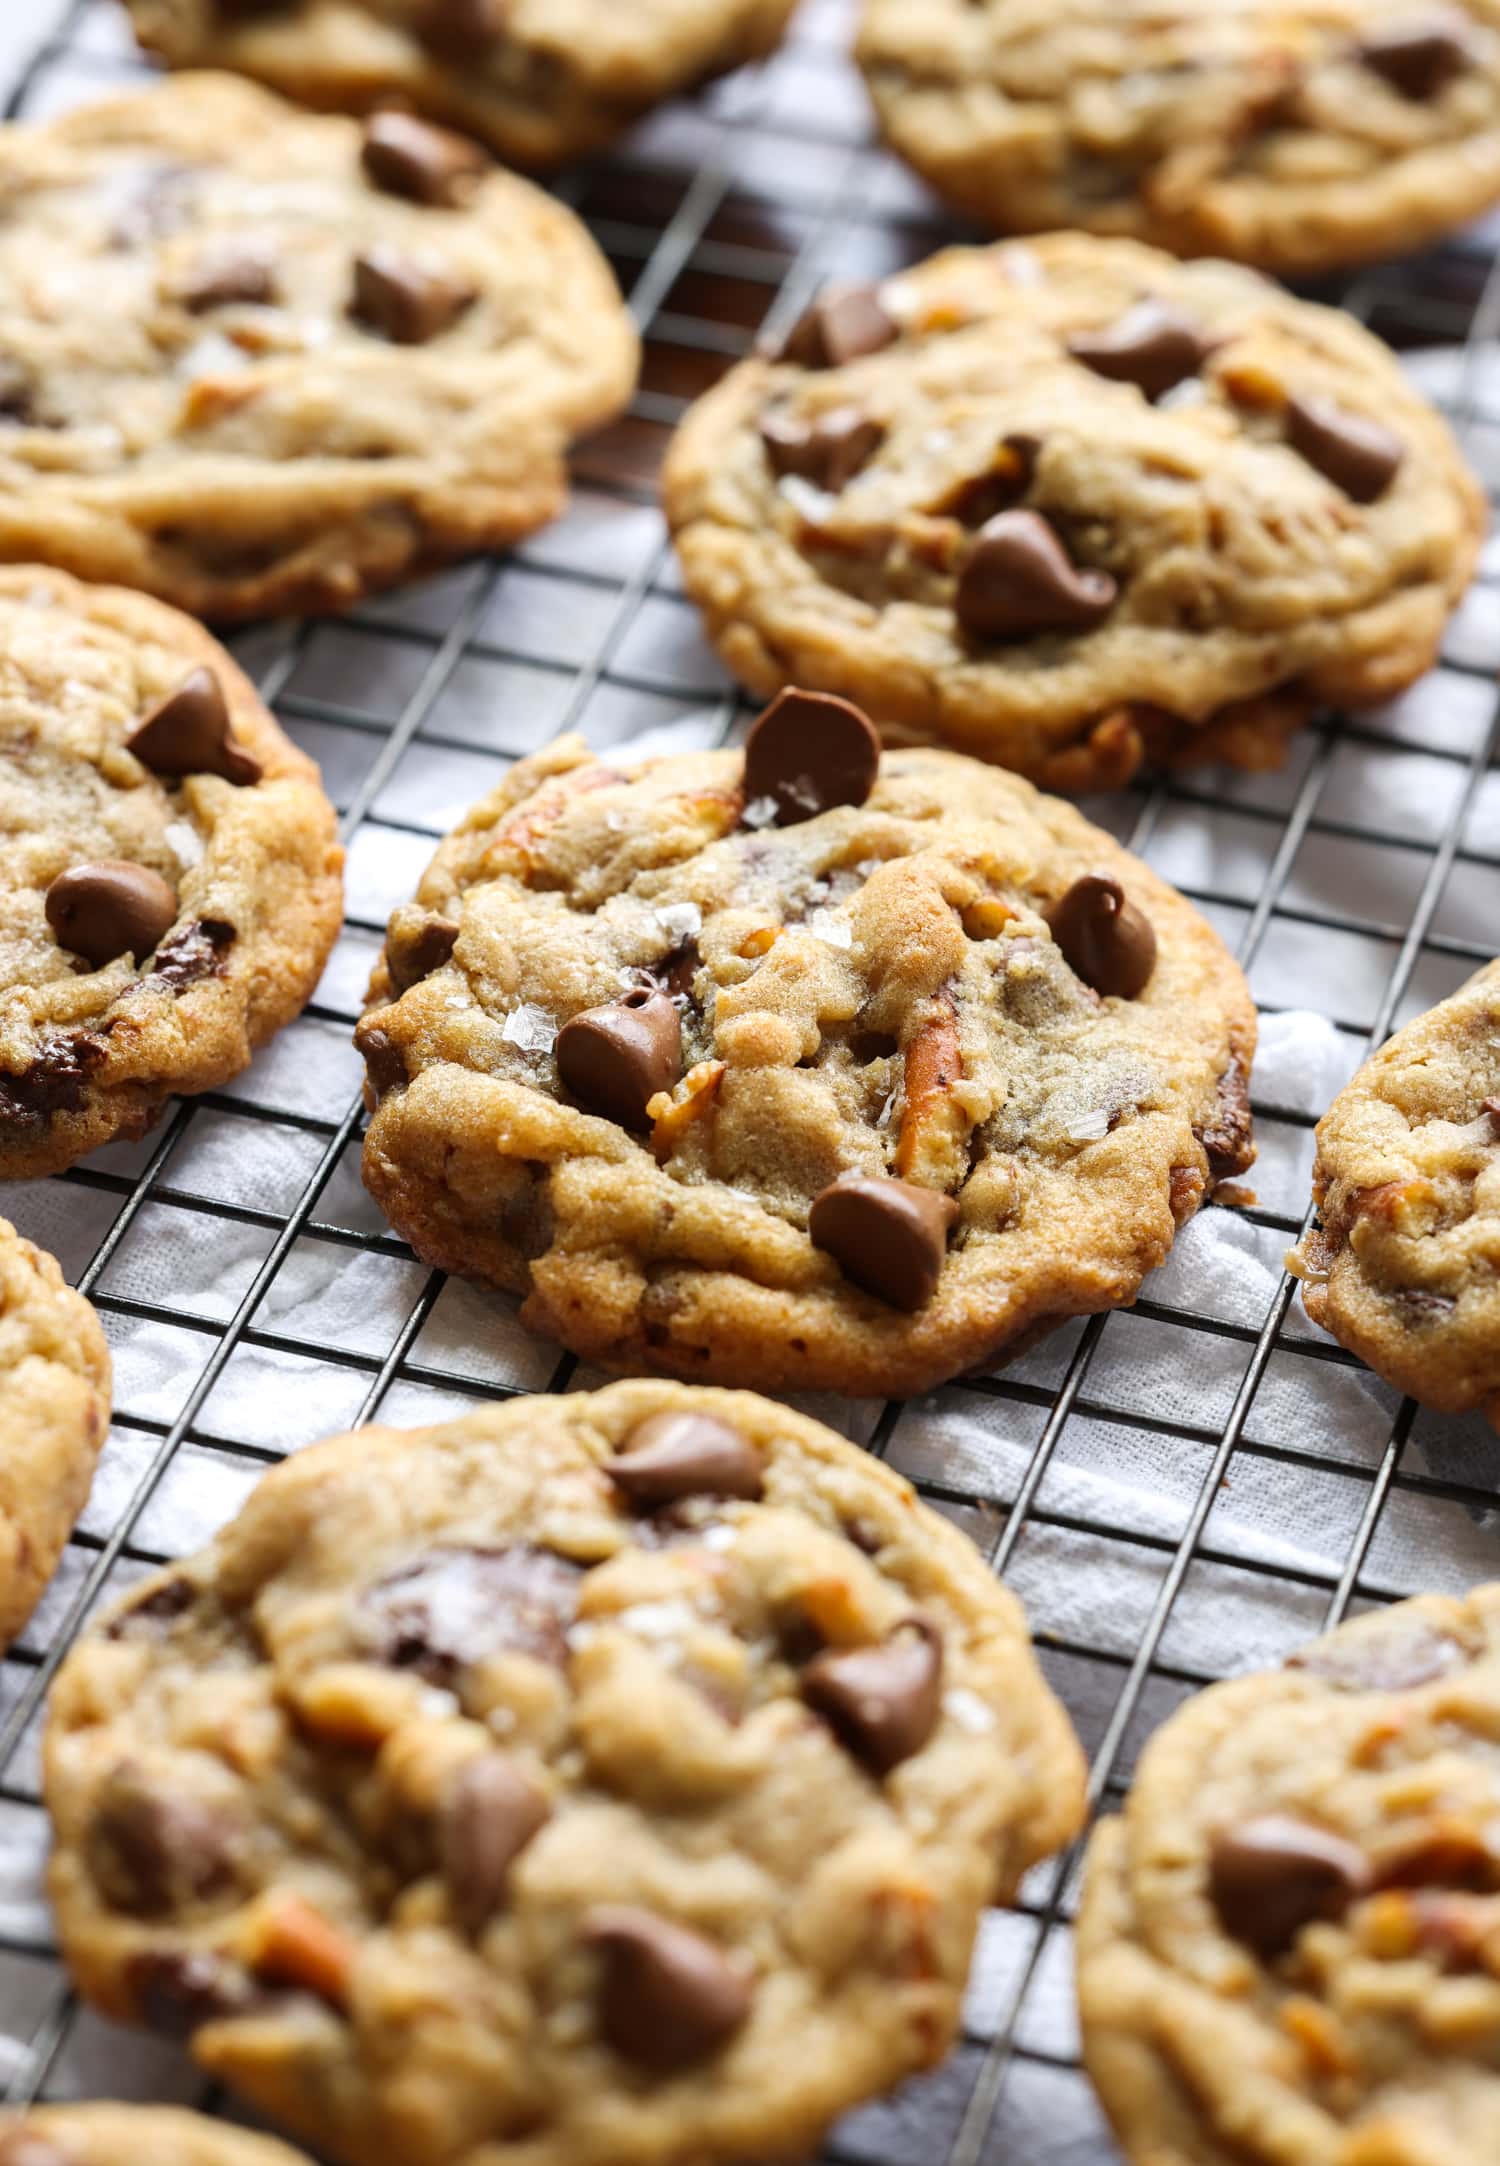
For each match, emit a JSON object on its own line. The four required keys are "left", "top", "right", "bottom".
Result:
{"left": 2, "top": 0, "right": 1500, "bottom": 2157}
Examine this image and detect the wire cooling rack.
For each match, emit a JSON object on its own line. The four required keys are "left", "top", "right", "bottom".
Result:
{"left": 2, "top": 1, "right": 1500, "bottom": 2158}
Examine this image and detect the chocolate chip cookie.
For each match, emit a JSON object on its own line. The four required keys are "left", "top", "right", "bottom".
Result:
{"left": 1078, "top": 1587, "right": 1500, "bottom": 2166}
{"left": 1288, "top": 958, "right": 1500, "bottom": 1430}
{"left": 0, "top": 2107, "right": 313, "bottom": 2166}
{"left": 357, "top": 703, "right": 1256, "bottom": 1396}
{"left": 44, "top": 1379, "right": 1086, "bottom": 2166}
{"left": 0, "top": 74, "right": 638, "bottom": 619}
{"left": 124, "top": 1, "right": 799, "bottom": 170}
{"left": 664, "top": 234, "right": 1485, "bottom": 792}
{"left": 857, "top": 2, "right": 1500, "bottom": 277}
{"left": 0, "top": 1215, "right": 110, "bottom": 1649}
{"left": 0, "top": 567, "right": 343, "bottom": 1178}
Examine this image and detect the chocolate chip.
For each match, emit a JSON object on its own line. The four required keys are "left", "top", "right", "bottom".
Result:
{"left": 129, "top": 1948, "right": 254, "bottom": 2036}
{"left": 660, "top": 939, "right": 700, "bottom": 1004}
{"left": 760, "top": 404, "right": 885, "bottom": 492}
{"left": 105, "top": 1573, "right": 196, "bottom": 1639}
{"left": 1289, "top": 1616, "right": 1473, "bottom": 1693}
{"left": 386, "top": 914, "right": 460, "bottom": 995}
{"left": 808, "top": 1175, "right": 958, "bottom": 1311}
{"left": 358, "top": 1545, "right": 584, "bottom": 1683}
{"left": 355, "top": 1019, "right": 408, "bottom": 1101}
{"left": 45, "top": 861, "right": 178, "bottom": 969}
{"left": 0, "top": 2130, "right": 74, "bottom": 2166}
{"left": 0, "top": 362, "right": 33, "bottom": 423}
{"left": 1198, "top": 1048, "right": 1255, "bottom": 1181}
{"left": 418, "top": 0, "right": 512, "bottom": 55}
{"left": 1286, "top": 393, "right": 1403, "bottom": 503}
{"left": 955, "top": 510, "right": 1118, "bottom": 641}
{"left": 171, "top": 243, "right": 276, "bottom": 312}
{"left": 802, "top": 1619, "right": 943, "bottom": 1774}
{"left": 1397, "top": 1288, "right": 1458, "bottom": 1321}
{"left": 773, "top": 283, "right": 898, "bottom": 370}
{"left": 742, "top": 688, "right": 881, "bottom": 827}
{"left": 1358, "top": 20, "right": 1472, "bottom": 98}
{"left": 361, "top": 112, "right": 492, "bottom": 207}
{"left": 85, "top": 1774, "right": 237, "bottom": 1916}
{"left": 556, "top": 990, "right": 682, "bottom": 1131}
{"left": 149, "top": 916, "right": 235, "bottom": 992}
{"left": 1209, "top": 1815, "right": 1372, "bottom": 1957}
{"left": 127, "top": 667, "right": 262, "bottom": 785}
{"left": 928, "top": 435, "right": 1038, "bottom": 528}
{"left": 1046, "top": 875, "right": 1157, "bottom": 999}
{"left": 0, "top": 1032, "right": 104, "bottom": 1132}
{"left": 1068, "top": 302, "right": 1214, "bottom": 402}
{"left": 441, "top": 1753, "right": 550, "bottom": 1932}
{"left": 609, "top": 1411, "right": 765, "bottom": 1508}
{"left": 585, "top": 1907, "right": 752, "bottom": 2069}
{"left": 352, "top": 247, "right": 476, "bottom": 344}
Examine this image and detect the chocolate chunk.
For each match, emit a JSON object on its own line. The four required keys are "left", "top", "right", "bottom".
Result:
{"left": 556, "top": 989, "right": 682, "bottom": 1130}
{"left": 172, "top": 243, "right": 276, "bottom": 312}
{"left": 585, "top": 1907, "right": 752, "bottom": 2069}
{"left": 355, "top": 1019, "right": 408, "bottom": 1101}
{"left": 660, "top": 939, "right": 700, "bottom": 1005}
{"left": 609, "top": 1411, "right": 765, "bottom": 1508}
{"left": 1209, "top": 1815, "right": 1372, "bottom": 1957}
{"left": 1397, "top": 1288, "right": 1458, "bottom": 1320}
{"left": 352, "top": 247, "right": 476, "bottom": 344}
{"left": 0, "top": 361, "right": 33, "bottom": 423}
{"left": 0, "top": 2130, "right": 74, "bottom": 2166}
{"left": 0, "top": 1032, "right": 104, "bottom": 1132}
{"left": 358, "top": 1544, "right": 584, "bottom": 1683}
{"left": 773, "top": 283, "right": 898, "bottom": 370}
{"left": 419, "top": 0, "right": 512, "bottom": 55}
{"left": 1068, "top": 301, "right": 1214, "bottom": 401}
{"left": 1198, "top": 1048, "right": 1255, "bottom": 1182}
{"left": 801, "top": 1618, "right": 943, "bottom": 1774}
{"left": 129, "top": 1948, "right": 254, "bottom": 2036}
{"left": 105, "top": 1573, "right": 196, "bottom": 1639}
{"left": 929, "top": 435, "right": 1038, "bottom": 528}
{"left": 760, "top": 403, "right": 885, "bottom": 492}
{"left": 1358, "top": 21, "right": 1472, "bottom": 98}
{"left": 127, "top": 667, "right": 262, "bottom": 785}
{"left": 85, "top": 1773, "right": 237, "bottom": 1916}
{"left": 387, "top": 914, "right": 460, "bottom": 995}
{"left": 808, "top": 1175, "right": 958, "bottom": 1311}
{"left": 742, "top": 687, "right": 881, "bottom": 827}
{"left": 1286, "top": 393, "right": 1403, "bottom": 503}
{"left": 361, "top": 111, "right": 492, "bottom": 207}
{"left": 441, "top": 1753, "right": 550, "bottom": 1932}
{"left": 45, "top": 861, "right": 178, "bottom": 969}
{"left": 149, "top": 917, "right": 235, "bottom": 992}
{"left": 1045, "top": 875, "right": 1157, "bottom": 999}
{"left": 956, "top": 510, "right": 1118, "bottom": 641}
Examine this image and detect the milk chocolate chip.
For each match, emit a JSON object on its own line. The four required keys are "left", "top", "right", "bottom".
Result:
{"left": 441, "top": 1753, "right": 550, "bottom": 1931}
{"left": 609, "top": 1412, "right": 765, "bottom": 1507}
{"left": 1210, "top": 1815, "right": 1372, "bottom": 1957}
{"left": 556, "top": 990, "right": 682, "bottom": 1130}
{"left": 1068, "top": 302, "right": 1214, "bottom": 401}
{"left": 419, "top": 0, "right": 512, "bottom": 54}
{"left": 585, "top": 1907, "right": 752, "bottom": 2069}
{"left": 742, "top": 688, "right": 880, "bottom": 826}
{"left": 802, "top": 1618, "right": 943, "bottom": 1774}
{"left": 809, "top": 1175, "right": 958, "bottom": 1311}
{"left": 760, "top": 404, "right": 885, "bottom": 491}
{"left": 352, "top": 247, "right": 476, "bottom": 344}
{"left": 85, "top": 1774, "right": 237, "bottom": 1916}
{"left": 362, "top": 112, "right": 492, "bottom": 207}
{"left": 387, "top": 914, "right": 460, "bottom": 994}
{"left": 171, "top": 242, "right": 275, "bottom": 312}
{"left": 956, "top": 510, "right": 1118, "bottom": 641}
{"left": 359, "top": 1544, "right": 584, "bottom": 1682}
{"left": 46, "top": 862, "right": 178, "bottom": 969}
{"left": 1046, "top": 875, "right": 1157, "bottom": 998}
{"left": 1286, "top": 393, "right": 1403, "bottom": 503}
{"left": 774, "top": 283, "right": 897, "bottom": 369}
{"left": 128, "top": 667, "right": 261, "bottom": 784}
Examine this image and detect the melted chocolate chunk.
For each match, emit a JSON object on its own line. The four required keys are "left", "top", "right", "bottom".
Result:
{"left": 86, "top": 1775, "right": 238, "bottom": 1917}
{"left": 772, "top": 283, "right": 898, "bottom": 370}
{"left": 1288, "top": 1616, "right": 1474, "bottom": 1694}
{"left": 1198, "top": 1049, "right": 1255, "bottom": 1182}
{"left": 358, "top": 1544, "right": 585, "bottom": 1683}
{"left": 1358, "top": 20, "right": 1472, "bottom": 99}
{"left": 1286, "top": 393, "right": 1403, "bottom": 503}
{"left": 105, "top": 1574, "right": 196, "bottom": 1639}
{"left": 760, "top": 404, "right": 885, "bottom": 492}
{"left": 387, "top": 914, "right": 460, "bottom": 995}
{"left": 355, "top": 1020, "right": 409, "bottom": 1102}
{"left": 0, "top": 1033, "right": 105, "bottom": 1133}
{"left": 149, "top": 917, "right": 235, "bottom": 993}
{"left": 609, "top": 1412, "right": 765, "bottom": 1508}
{"left": 129, "top": 1948, "right": 255, "bottom": 2036}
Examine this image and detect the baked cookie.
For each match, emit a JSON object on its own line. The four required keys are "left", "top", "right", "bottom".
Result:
{"left": 1288, "top": 958, "right": 1500, "bottom": 1430}
{"left": 664, "top": 234, "right": 1485, "bottom": 792}
{"left": 857, "top": 1, "right": 1500, "bottom": 278}
{"left": 124, "top": 1, "right": 800, "bottom": 172}
{"left": 1078, "top": 1587, "right": 1500, "bottom": 2166}
{"left": 356, "top": 706, "right": 1256, "bottom": 1397}
{"left": 44, "top": 1380, "right": 1086, "bottom": 2166}
{"left": 0, "top": 2106, "right": 313, "bottom": 2166}
{"left": 0, "top": 74, "right": 638, "bottom": 620}
{"left": 0, "top": 1216, "right": 110, "bottom": 1649}
{"left": 0, "top": 567, "right": 343, "bottom": 1179}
